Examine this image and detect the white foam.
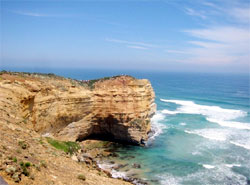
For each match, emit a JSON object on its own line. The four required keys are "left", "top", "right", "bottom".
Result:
{"left": 186, "top": 165, "right": 247, "bottom": 184}
{"left": 151, "top": 112, "right": 165, "bottom": 123}
{"left": 97, "top": 162, "right": 116, "bottom": 170}
{"left": 157, "top": 163, "right": 247, "bottom": 185}
{"left": 179, "top": 122, "right": 186, "bottom": 126}
{"left": 192, "top": 151, "right": 202, "bottom": 155}
{"left": 230, "top": 141, "right": 250, "bottom": 150}
{"left": 184, "top": 130, "right": 194, "bottom": 134}
{"left": 161, "top": 109, "right": 178, "bottom": 114}
{"left": 207, "top": 118, "right": 250, "bottom": 130}
{"left": 202, "top": 164, "right": 215, "bottom": 169}
{"left": 97, "top": 161, "right": 128, "bottom": 180}
{"left": 184, "top": 129, "right": 230, "bottom": 141}
{"left": 146, "top": 112, "right": 167, "bottom": 144}
{"left": 225, "top": 164, "right": 241, "bottom": 168}
{"left": 157, "top": 174, "right": 180, "bottom": 185}
{"left": 111, "top": 169, "right": 127, "bottom": 179}
{"left": 160, "top": 99, "right": 249, "bottom": 130}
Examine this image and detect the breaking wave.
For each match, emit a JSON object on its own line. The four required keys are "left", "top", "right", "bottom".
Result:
{"left": 230, "top": 141, "right": 250, "bottom": 150}
{"left": 146, "top": 112, "right": 167, "bottom": 145}
{"left": 184, "top": 129, "right": 230, "bottom": 141}
{"left": 202, "top": 164, "right": 215, "bottom": 169}
{"left": 160, "top": 99, "right": 249, "bottom": 130}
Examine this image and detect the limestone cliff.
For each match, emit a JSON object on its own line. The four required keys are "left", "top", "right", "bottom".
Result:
{"left": 0, "top": 72, "right": 156, "bottom": 145}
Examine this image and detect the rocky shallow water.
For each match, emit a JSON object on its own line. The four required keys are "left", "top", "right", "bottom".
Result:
{"left": 80, "top": 139, "right": 153, "bottom": 185}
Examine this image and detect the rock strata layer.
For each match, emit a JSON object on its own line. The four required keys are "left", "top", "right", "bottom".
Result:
{"left": 0, "top": 72, "right": 156, "bottom": 145}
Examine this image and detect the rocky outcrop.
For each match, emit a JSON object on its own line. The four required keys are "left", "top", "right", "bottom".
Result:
{"left": 0, "top": 72, "right": 156, "bottom": 145}
{"left": 90, "top": 76, "right": 156, "bottom": 144}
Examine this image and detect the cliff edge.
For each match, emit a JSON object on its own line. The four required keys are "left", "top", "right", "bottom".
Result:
{"left": 0, "top": 72, "right": 156, "bottom": 145}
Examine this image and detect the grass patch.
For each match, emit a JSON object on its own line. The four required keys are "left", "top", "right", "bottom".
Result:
{"left": 19, "top": 161, "right": 31, "bottom": 176}
{"left": 46, "top": 137, "right": 80, "bottom": 155}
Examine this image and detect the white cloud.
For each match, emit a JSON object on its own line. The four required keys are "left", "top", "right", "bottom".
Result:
{"left": 11, "top": 10, "right": 52, "bottom": 17}
{"left": 127, "top": 45, "right": 148, "bottom": 50}
{"left": 183, "top": 1, "right": 250, "bottom": 25}
{"left": 180, "top": 0, "right": 250, "bottom": 67}
{"left": 182, "top": 26, "right": 250, "bottom": 65}
{"left": 165, "top": 50, "right": 190, "bottom": 54}
{"left": 11, "top": 10, "right": 124, "bottom": 27}
{"left": 106, "top": 38, "right": 158, "bottom": 48}
{"left": 202, "top": 1, "right": 217, "bottom": 8}
{"left": 10, "top": 10, "right": 76, "bottom": 18}
{"left": 229, "top": 8, "right": 250, "bottom": 23}
{"left": 185, "top": 27, "right": 250, "bottom": 43}
{"left": 188, "top": 41, "right": 228, "bottom": 48}
{"left": 185, "top": 8, "right": 207, "bottom": 19}
{"left": 166, "top": 1, "right": 249, "bottom": 67}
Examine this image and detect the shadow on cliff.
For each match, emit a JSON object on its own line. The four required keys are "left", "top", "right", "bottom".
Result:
{"left": 78, "top": 115, "right": 141, "bottom": 145}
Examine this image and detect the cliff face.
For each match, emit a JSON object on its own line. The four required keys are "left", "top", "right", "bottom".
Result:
{"left": 0, "top": 73, "right": 156, "bottom": 145}
{"left": 91, "top": 76, "right": 156, "bottom": 144}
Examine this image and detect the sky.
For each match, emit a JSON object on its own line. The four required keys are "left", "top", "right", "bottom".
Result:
{"left": 0, "top": 0, "right": 249, "bottom": 73}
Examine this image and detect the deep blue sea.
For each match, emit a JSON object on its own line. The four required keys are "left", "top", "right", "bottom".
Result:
{"left": 6, "top": 68, "right": 250, "bottom": 185}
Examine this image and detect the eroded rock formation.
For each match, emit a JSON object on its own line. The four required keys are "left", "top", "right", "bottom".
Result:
{"left": 0, "top": 72, "right": 156, "bottom": 145}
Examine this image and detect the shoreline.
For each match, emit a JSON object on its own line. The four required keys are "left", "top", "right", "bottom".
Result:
{"left": 78, "top": 139, "right": 149, "bottom": 185}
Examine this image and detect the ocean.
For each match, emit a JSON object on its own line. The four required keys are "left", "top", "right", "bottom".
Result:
{"left": 6, "top": 68, "right": 250, "bottom": 185}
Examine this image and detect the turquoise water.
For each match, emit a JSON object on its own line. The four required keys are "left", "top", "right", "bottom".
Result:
{"left": 104, "top": 72, "right": 250, "bottom": 185}
{"left": 6, "top": 68, "right": 250, "bottom": 184}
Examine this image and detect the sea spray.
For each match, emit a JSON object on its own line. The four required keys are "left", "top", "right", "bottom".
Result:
{"left": 146, "top": 112, "right": 167, "bottom": 146}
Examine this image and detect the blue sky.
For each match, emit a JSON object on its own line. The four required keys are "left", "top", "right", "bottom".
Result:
{"left": 0, "top": 0, "right": 249, "bottom": 73}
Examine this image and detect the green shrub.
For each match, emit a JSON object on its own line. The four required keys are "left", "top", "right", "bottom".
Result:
{"left": 77, "top": 174, "right": 86, "bottom": 181}
{"left": 46, "top": 137, "right": 80, "bottom": 155}
{"left": 19, "top": 161, "right": 30, "bottom": 176}
{"left": 18, "top": 141, "right": 28, "bottom": 149}
{"left": 25, "top": 162, "right": 31, "bottom": 167}
{"left": 19, "top": 161, "right": 24, "bottom": 167}
{"left": 13, "top": 157, "right": 17, "bottom": 163}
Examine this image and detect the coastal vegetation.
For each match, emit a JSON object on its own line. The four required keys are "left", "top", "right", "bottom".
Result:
{"left": 46, "top": 137, "right": 80, "bottom": 155}
{"left": 77, "top": 174, "right": 86, "bottom": 181}
{"left": 0, "top": 70, "right": 134, "bottom": 90}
